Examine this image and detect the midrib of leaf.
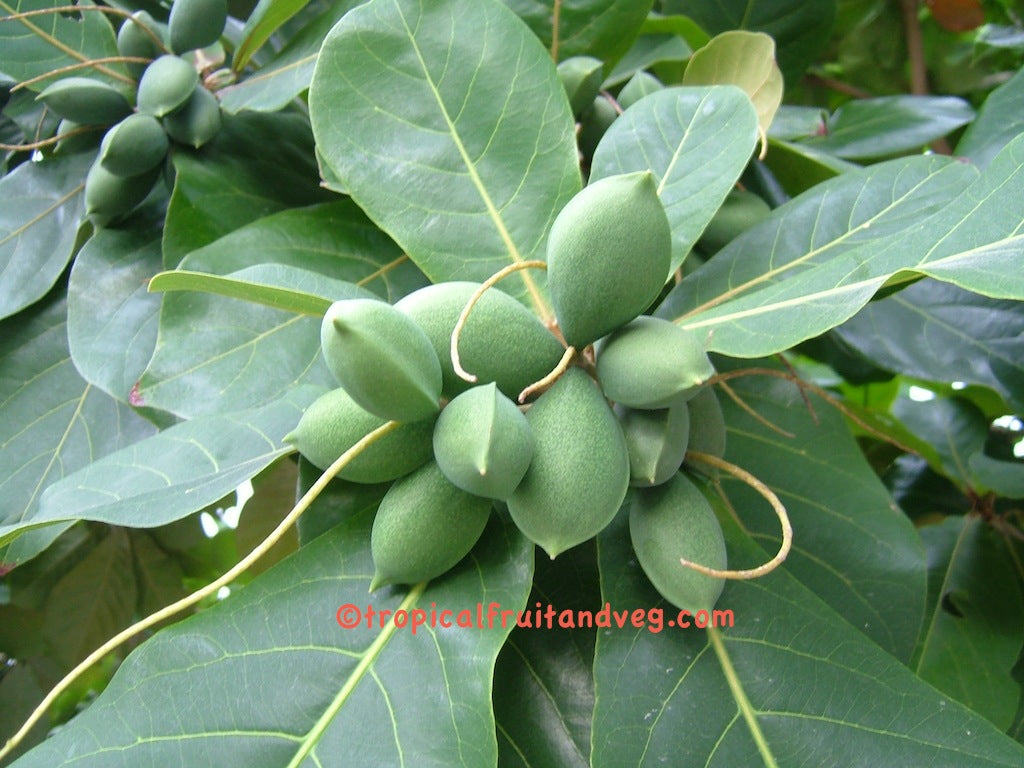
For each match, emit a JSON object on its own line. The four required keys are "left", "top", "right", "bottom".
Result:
{"left": 394, "top": 1, "right": 551, "bottom": 321}
{"left": 0, "top": 184, "right": 82, "bottom": 249}
{"left": 287, "top": 581, "right": 427, "bottom": 766}
{"left": 707, "top": 626, "right": 780, "bottom": 768}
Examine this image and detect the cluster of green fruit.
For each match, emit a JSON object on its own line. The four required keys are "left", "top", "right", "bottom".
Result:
{"left": 37, "top": 0, "right": 229, "bottom": 226}
{"left": 289, "top": 170, "right": 732, "bottom": 616}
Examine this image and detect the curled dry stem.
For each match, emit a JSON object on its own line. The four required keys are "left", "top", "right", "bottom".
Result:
{"left": 0, "top": 420, "right": 401, "bottom": 763}
{"left": 518, "top": 345, "right": 576, "bottom": 403}
{"left": 451, "top": 259, "right": 548, "bottom": 383}
{"left": 0, "top": 123, "right": 99, "bottom": 151}
{"left": 2, "top": 5, "right": 169, "bottom": 55}
{"left": 682, "top": 451, "right": 792, "bottom": 579}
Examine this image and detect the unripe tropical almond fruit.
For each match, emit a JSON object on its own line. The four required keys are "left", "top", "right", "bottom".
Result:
{"left": 163, "top": 86, "right": 221, "bottom": 148}
{"left": 630, "top": 471, "right": 727, "bottom": 615}
{"left": 54, "top": 120, "right": 100, "bottom": 155}
{"left": 617, "top": 71, "right": 663, "bottom": 111}
{"left": 596, "top": 316, "right": 715, "bottom": 408}
{"left": 168, "top": 0, "right": 228, "bottom": 54}
{"left": 137, "top": 55, "right": 199, "bottom": 117}
{"left": 370, "top": 460, "right": 492, "bottom": 590}
{"left": 35, "top": 77, "right": 132, "bottom": 125}
{"left": 699, "top": 188, "right": 772, "bottom": 254}
{"left": 99, "top": 114, "right": 169, "bottom": 177}
{"left": 616, "top": 400, "right": 690, "bottom": 487}
{"left": 578, "top": 95, "right": 617, "bottom": 159}
{"left": 556, "top": 56, "right": 604, "bottom": 116}
{"left": 686, "top": 386, "right": 726, "bottom": 459}
{"left": 394, "top": 281, "right": 564, "bottom": 399}
{"left": 507, "top": 367, "right": 629, "bottom": 558}
{"left": 547, "top": 171, "right": 671, "bottom": 348}
{"left": 433, "top": 383, "right": 533, "bottom": 500}
{"left": 320, "top": 298, "right": 442, "bottom": 422}
{"left": 117, "top": 11, "right": 164, "bottom": 78}
{"left": 84, "top": 159, "right": 160, "bottom": 227}
{"left": 284, "top": 387, "right": 434, "bottom": 482}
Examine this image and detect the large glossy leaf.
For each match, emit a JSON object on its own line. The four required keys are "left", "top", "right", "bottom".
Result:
{"left": 0, "top": 150, "right": 90, "bottom": 321}
{"left": 956, "top": 67, "right": 1024, "bottom": 171}
{"left": 500, "top": 0, "right": 652, "bottom": 63}
{"left": 914, "top": 515, "right": 1024, "bottom": 731}
{"left": 11, "top": 508, "right": 533, "bottom": 767}
{"left": 234, "top": 0, "right": 316, "bottom": 71}
{"left": 0, "top": 292, "right": 155, "bottom": 567}
{"left": 891, "top": 394, "right": 989, "bottom": 491}
{"left": 0, "top": 387, "right": 317, "bottom": 547}
{"left": 591, "top": 509, "right": 1024, "bottom": 767}
{"left": 834, "top": 279, "right": 1024, "bottom": 412}
{"left": 308, "top": 0, "right": 581, "bottom": 314}
{"left": 657, "top": 134, "right": 1024, "bottom": 357}
{"left": 589, "top": 86, "right": 758, "bottom": 273}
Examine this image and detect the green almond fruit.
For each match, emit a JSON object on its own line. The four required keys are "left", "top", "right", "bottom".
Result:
{"left": 284, "top": 387, "right": 434, "bottom": 483}
{"left": 596, "top": 316, "right": 715, "bottom": 408}
{"left": 117, "top": 11, "right": 165, "bottom": 78}
{"left": 578, "top": 94, "right": 618, "bottom": 160}
{"left": 617, "top": 71, "right": 663, "bottom": 111}
{"left": 547, "top": 171, "right": 671, "bottom": 348}
{"left": 686, "top": 386, "right": 726, "bottom": 460}
{"left": 54, "top": 120, "right": 101, "bottom": 155}
{"left": 556, "top": 56, "right": 604, "bottom": 116}
{"left": 137, "top": 55, "right": 199, "bottom": 117}
{"left": 99, "top": 114, "right": 169, "bottom": 177}
{"left": 394, "top": 281, "right": 564, "bottom": 400}
{"left": 433, "top": 383, "right": 534, "bottom": 500}
{"left": 616, "top": 400, "right": 690, "bottom": 487}
{"left": 508, "top": 368, "right": 629, "bottom": 558}
{"left": 370, "top": 460, "right": 492, "bottom": 590}
{"left": 163, "top": 86, "right": 221, "bottom": 148}
{"left": 699, "top": 188, "right": 772, "bottom": 254}
{"left": 84, "top": 159, "right": 161, "bottom": 227}
{"left": 168, "top": 0, "right": 228, "bottom": 54}
{"left": 320, "top": 298, "right": 442, "bottom": 422}
{"left": 35, "top": 77, "right": 132, "bottom": 125}
{"left": 630, "top": 471, "right": 727, "bottom": 615}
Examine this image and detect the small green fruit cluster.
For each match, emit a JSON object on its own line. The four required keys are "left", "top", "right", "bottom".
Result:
{"left": 38, "top": 0, "right": 229, "bottom": 226}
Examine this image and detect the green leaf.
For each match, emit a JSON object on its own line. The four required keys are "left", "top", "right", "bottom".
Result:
{"left": 128, "top": 529, "right": 188, "bottom": 620}
{"left": 0, "top": 150, "right": 90, "bottom": 321}
{"left": 500, "top": 0, "right": 653, "bottom": 63}
{"left": 761, "top": 138, "right": 858, "bottom": 195}
{"left": 295, "top": 456, "right": 390, "bottom": 546}
{"left": 968, "top": 454, "right": 1024, "bottom": 499}
{"left": 0, "top": 292, "right": 155, "bottom": 567}
{"left": 308, "top": 0, "right": 581, "bottom": 312}
{"left": 914, "top": 515, "right": 1024, "bottom": 731}
{"left": 148, "top": 267, "right": 338, "bottom": 317}
{"left": 11, "top": 508, "right": 533, "bottom": 767}
{"left": 234, "top": 0, "right": 315, "bottom": 71}
{"left": 800, "top": 95, "right": 975, "bottom": 161}
{"left": 892, "top": 394, "right": 988, "bottom": 492}
{"left": 232, "top": 458, "right": 299, "bottom": 577}
{"left": 0, "top": 387, "right": 318, "bottom": 546}
{"left": 590, "top": 86, "right": 758, "bottom": 273}
{"left": 591, "top": 509, "right": 1024, "bottom": 767}
{"left": 834, "top": 279, "right": 1024, "bottom": 412}
{"left": 958, "top": 67, "right": 1024, "bottom": 170}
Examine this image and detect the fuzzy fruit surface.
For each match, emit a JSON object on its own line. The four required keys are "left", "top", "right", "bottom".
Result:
{"left": 596, "top": 316, "right": 715, "bottom": 408}
{"left": 84, "top": 160, "right": 160, "bottom": 227}
{"left": 616, "top": 400, "right": 690, "bottom": 487}
{"left": 168, "top": 0, "right": 228, "bottom": 54}
{"left": 163, "top": 87, "right": 222, "bottom": 148}
{"left": 35, "top": 78, "right": 132, "bottom": 126}
{"left": 137, "top": 55, "right": 199, "bottom": 118}
{"left": 99, "top": 114, "right": 169, "bottom": 177}
{"left": 686, "top": 386, "right": 726, "bottom": 459}
{"left": 117, "top": 11, "right": 163, "bottom": 78}
{"left": 433, "top": 383, "right": 534, "bottom": 500}
{"left": 629, "top": 471, "right": 727, "bottom": 615}
{"left": 507, "top": 367, "right": 629, "bottom": 558}
{"left": 395, "top": 281, "right": 564, "bottom": 399}
{"left": 285, "top": 387, "right": 434, "bottom": 482}
{"left": 370, "top": 460, "right": 492, "bottom": 590}
{"left": 547, "top": 171, "right": 671, "bottom": 348}
{"left": 320, "top": 299, "right": 442, "bottom": 422}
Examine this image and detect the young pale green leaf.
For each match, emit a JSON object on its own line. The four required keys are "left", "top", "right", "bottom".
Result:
{"left": 308, "top": 0, "right": 581, "bottom": 313}
{"left": 835, "top": 279, "right": 1024, "bottom": 413}
{"left": 914, "top": 516, "right": 1024, "bottom": 731}
{"left": 589, "top": 86, "right": 758, "bottom": 273}
{"left": 957, "top": 67, "right": 1024, "bottom": 170}
{"left": 233, "top": 0, "right": 313, "bottom": 71}
{"left": 148, "top": 267, "right": 338, "bottom": 317}
{"left": 500, "top": 0, "right": 653, "bottom": 63}
{"left": 591, "top": 509, "right": 1024, "bottom": 767}
{"left": 10, "top": 508, "right": 533, "bottom": 767}
{"left": 0, "top": 151, "right": 90, "bottom": 321}
{"left": 0, "top": 293, "right": 155, "bottom": 567}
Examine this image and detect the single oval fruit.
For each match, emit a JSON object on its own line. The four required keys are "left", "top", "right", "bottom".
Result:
{"left": 629, "top": 471, "right": 727, "bottom": 615}
{"left": 320, "top": 298, "right": 442, "bottom": 422}
{"left": 136, "top": 55, "right": 199, "bottom": 117}
{"left": 699, "top": 188, "right": 772, "bottom": 254}
{"left": 433, "top": 383, "right": 533, "bottom": 500}
{"left": 578, "top": 95, "right": 618, "bottom": 160}
{"left": 284, "top": 387, "right": 434, "bottom": 483}
{"left": 616, "top": 400, "right": 690, "bottom": 487}
{"left": 163, "top": 86, "right": 222, "bottom": 148}
{"left": 394, "top": 281, "right": 564, "bottom": 400}
{"left": 507, "top": 367, "right": 629, "bottom": 558}
{"left": 617, "top": 71, "right": 663, "bottom": 111}
{"left": 596, "top": 316, "right": 715, "bottom": 408}
{"left": 117, "top": 11, "right": 164, "bottom": 78}
{"left": 556, "top": 56, "right": 604, "bottom": 116}
{"left": 35, "top": 77, "right": 132, "bottom": 125}
{"left": 99, "top": 114, "right": 169, "bottom": 177}
{"left": 547, "top": 171, "right": 671, "bottom": 348}
{"left": 686, "top": 386, "right": 726, "bottom": 459}
{"left": 54, "top": 120, "right": 101, "bottom": 155}
{"left": 168, "top": 0, "right": 228, "bottom": 54}
{"left": 84, "top": 159, "right": 160, "bottom": 227}
{"left": 370, "top": 460, "right": 492, "bottom": 590}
